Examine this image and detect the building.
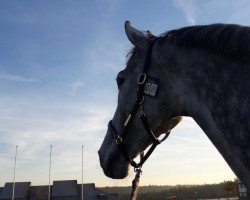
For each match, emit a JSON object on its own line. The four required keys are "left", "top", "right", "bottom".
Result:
{"left": 0, "top": 180, "right": 119, "bottom": 200}
{"left": 52, "top": 180, "right": 78, "bottom": 200}
{"left": 0, "top": 182, "right": 31, "bottom": 200}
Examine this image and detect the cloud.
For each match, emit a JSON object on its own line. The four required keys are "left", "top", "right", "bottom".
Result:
{"left": 0, "top": 96, "right": 114, "bottom": 185}
{"left": 0, "top": 73, "right": 37, "bottom": 82}
{"left": 69, "top": 81, "right": 85, "bottom": 95}
{"left": 173, "top": 0, "right": 199, "bottom": 25}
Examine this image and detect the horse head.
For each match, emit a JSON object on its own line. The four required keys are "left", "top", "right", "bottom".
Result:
{"left": 98, "top": 21, "right": 182, "bottom": 179}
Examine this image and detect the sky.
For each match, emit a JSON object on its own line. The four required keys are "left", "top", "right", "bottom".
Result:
{"left": 0, "top": 0, "right": 250, "bottom": 187}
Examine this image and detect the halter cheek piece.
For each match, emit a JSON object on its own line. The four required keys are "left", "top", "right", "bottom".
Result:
{"left": 108, "top": 36, "right": 171, "bottom": 170}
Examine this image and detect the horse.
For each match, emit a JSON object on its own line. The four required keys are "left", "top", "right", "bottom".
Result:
{"left": 98, "top": 21, "right": 250, "bottom": 197}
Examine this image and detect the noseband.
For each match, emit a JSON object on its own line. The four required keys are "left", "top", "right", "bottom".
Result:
{"left": 108, "top": 36, "right": 170, "bottom": 170}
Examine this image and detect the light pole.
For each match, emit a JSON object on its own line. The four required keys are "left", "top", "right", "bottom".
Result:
{"left": 48, "top": 145, "right": 52, "bottom": 200}
{"left": 12, "top": 146, "right": 18, "bottom": 200}
{"left": 81, "top": 145, "right": 84, "bottom": 200}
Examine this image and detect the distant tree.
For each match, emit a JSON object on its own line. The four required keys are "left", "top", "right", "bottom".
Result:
{"left": 99, "top": 180, "right": 238, "bottom": 200}
{"left": 224, "top": 179, "right": 238, "bottom": 196}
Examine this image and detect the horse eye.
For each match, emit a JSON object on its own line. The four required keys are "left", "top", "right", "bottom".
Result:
{"left": 116, "top": 77, "right": 125, "bottom": 89}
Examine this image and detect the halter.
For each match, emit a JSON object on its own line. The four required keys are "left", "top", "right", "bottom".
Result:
{"left": 108, "top": 33, "right": 171, "bottom": 170}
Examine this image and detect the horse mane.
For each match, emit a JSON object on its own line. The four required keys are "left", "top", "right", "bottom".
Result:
{"left": 162, "top": 23, "right": 250, "bottom": 58}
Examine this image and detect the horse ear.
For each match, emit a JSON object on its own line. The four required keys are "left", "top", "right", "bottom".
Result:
{"left": 125, "top": 21, "right": 147, "bottom": 47}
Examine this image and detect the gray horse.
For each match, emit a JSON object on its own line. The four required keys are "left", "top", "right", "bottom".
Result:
{"left": 98, "top": 21, "right": 250, "bottom": 197}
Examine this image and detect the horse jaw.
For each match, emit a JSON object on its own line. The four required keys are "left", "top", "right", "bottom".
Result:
{"left": 156, "top": 116, "right": 183, "bottom": 133}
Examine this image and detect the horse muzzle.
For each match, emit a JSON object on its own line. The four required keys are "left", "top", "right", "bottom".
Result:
{"left": 98, "top": 132, "right": 130, "bottom": 179}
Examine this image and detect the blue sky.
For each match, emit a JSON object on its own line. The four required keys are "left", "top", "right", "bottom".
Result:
{"left": 0, "top": 0, "right": 250, "bottom": 187}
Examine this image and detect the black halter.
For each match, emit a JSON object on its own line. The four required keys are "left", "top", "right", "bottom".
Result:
{"left": 108, "top": 36, "right": 170, "bottom": 170}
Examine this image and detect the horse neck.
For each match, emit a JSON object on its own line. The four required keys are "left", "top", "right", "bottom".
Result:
{"left": 159, "top": 44, "right": 250, "bottom": 188}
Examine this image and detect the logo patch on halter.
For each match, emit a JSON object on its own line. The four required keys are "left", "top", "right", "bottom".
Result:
{"left": 144, "top": 76, "right": 159, "bottom": 97}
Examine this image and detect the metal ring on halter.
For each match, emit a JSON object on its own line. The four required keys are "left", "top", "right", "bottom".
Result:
{"left": 134, "top": 167, "right": 142, "bottom": 173}
{"left": 137, "top": 73, "right": 147, "bottom": 84}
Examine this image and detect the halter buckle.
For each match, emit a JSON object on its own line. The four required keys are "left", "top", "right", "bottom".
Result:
{"left": 137, "top": 73, "right": 147, "bottom": 85}
{"left": 115, "top": 135, "right": 123, "bottom": 145}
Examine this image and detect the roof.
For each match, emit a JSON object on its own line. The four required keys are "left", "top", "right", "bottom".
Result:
{"left": 52, "top": 180, "right": 78, "bottom": 197}
{"left": 0, "top": 182, "right": 31, "bottom": 200}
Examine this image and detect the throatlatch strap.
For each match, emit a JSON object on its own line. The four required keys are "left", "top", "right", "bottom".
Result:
{"left": 140, "top": 114, "right": 159, "bottom": 143}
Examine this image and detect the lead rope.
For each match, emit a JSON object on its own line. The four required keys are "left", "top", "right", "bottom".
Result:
{"left": 129, "top": 153, "right": 144, "bottom": 200}
{"left": 129, "top": 100, "right": 145, "bottom": 200}
{"left": 129, "top": 168, "right": 142, "bottom": 200}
